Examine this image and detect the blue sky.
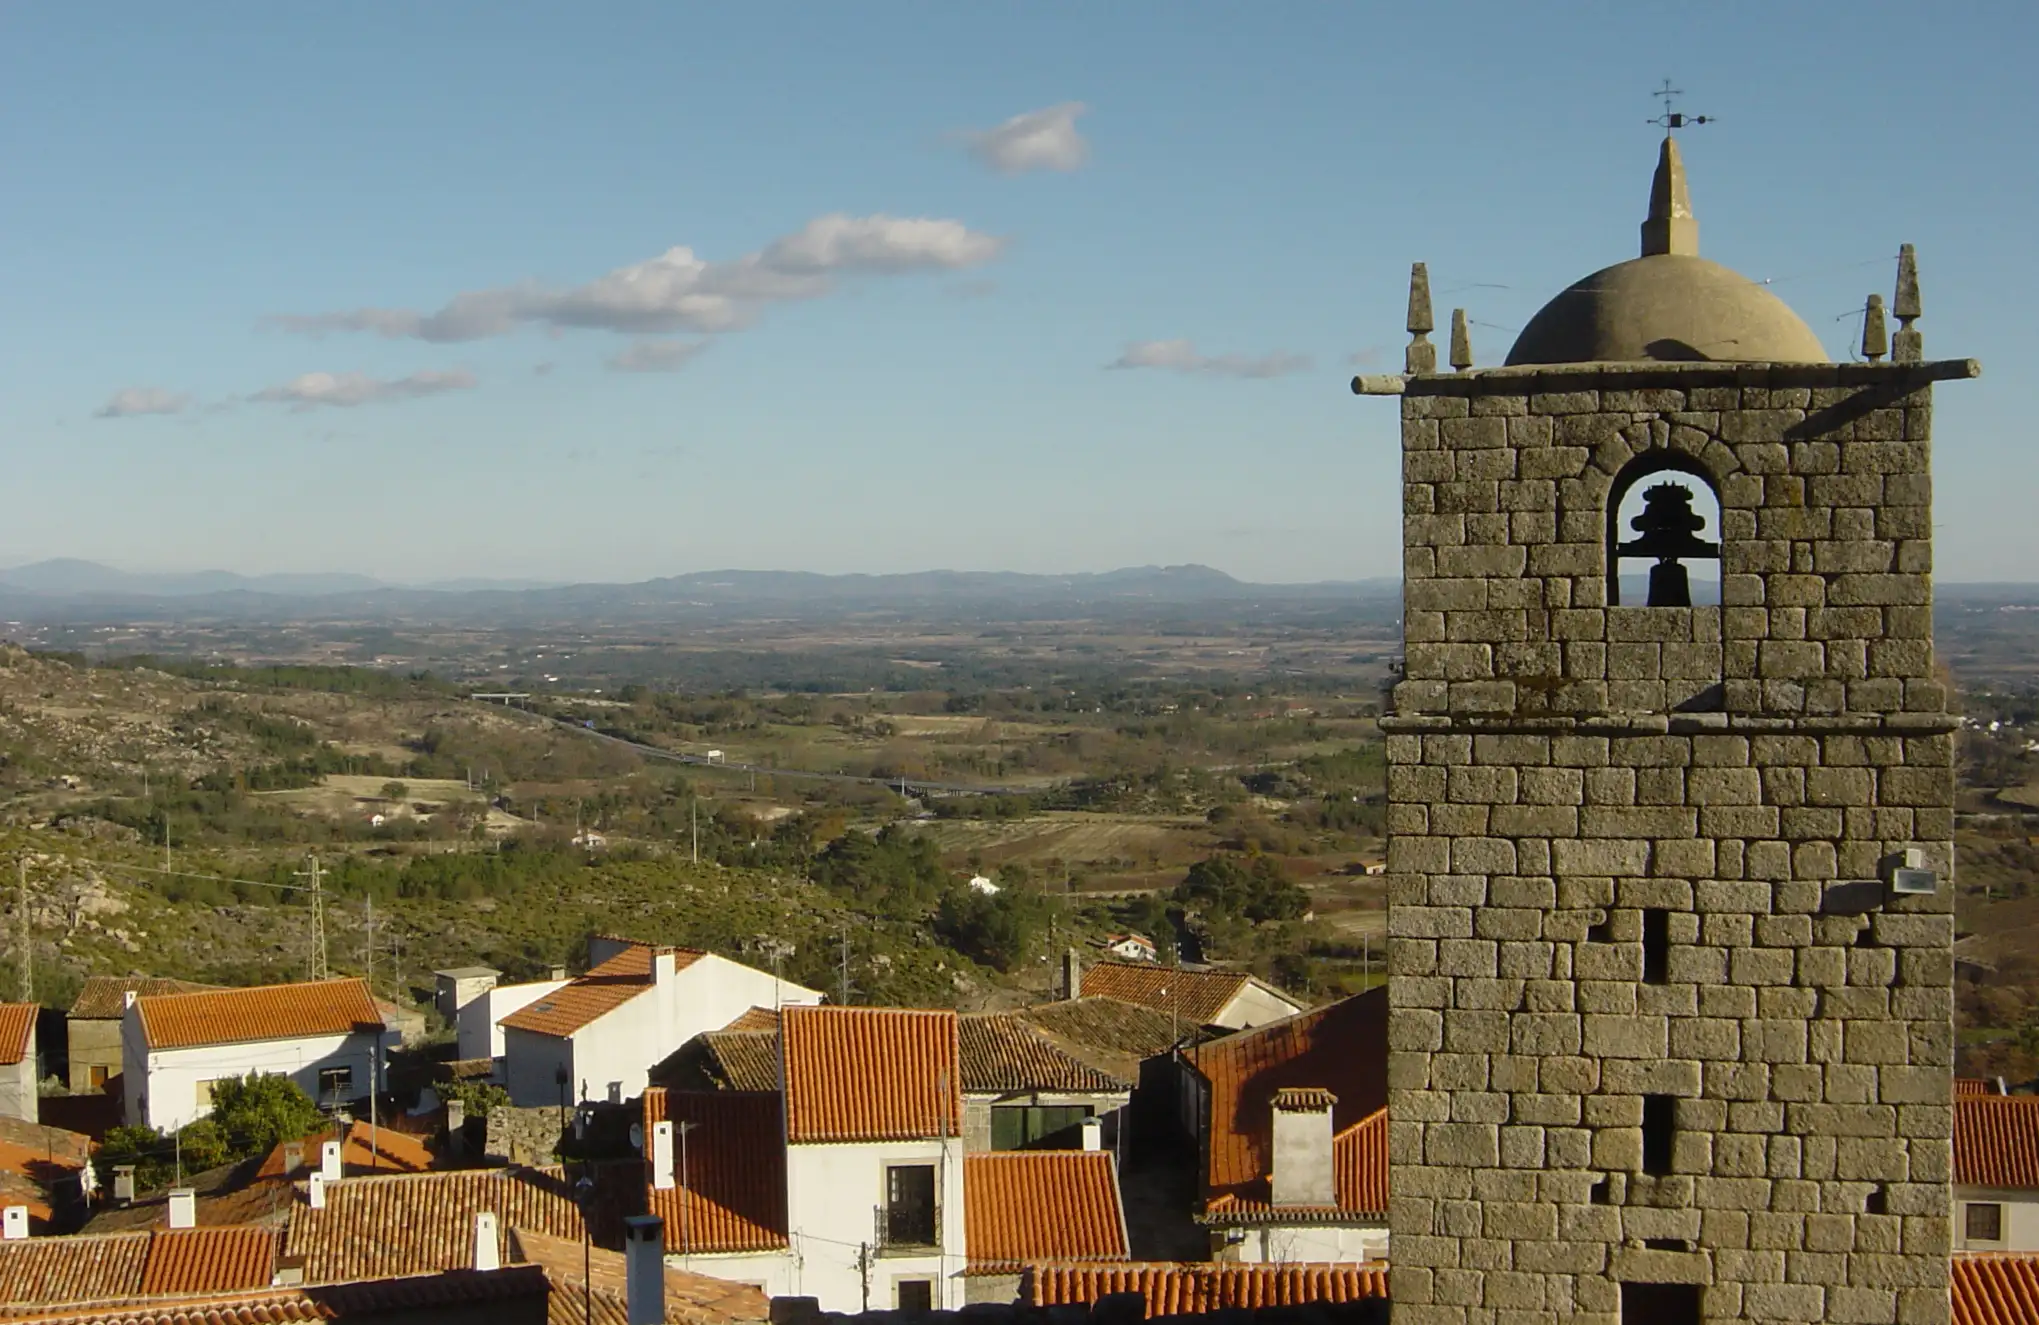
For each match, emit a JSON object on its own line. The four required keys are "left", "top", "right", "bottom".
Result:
{"left": 2, "top": 2, "right": 2032, "bottom": 584}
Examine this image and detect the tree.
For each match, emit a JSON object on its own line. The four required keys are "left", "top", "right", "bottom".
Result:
{"left": 381, "top": 781, "right": 409, "bottom": 803}
{"left": 208, "top": 1073, "right": 325, "bottom": 1157}
{"left": 936, "top": 882, "right": 1055, "bottom": 973}
{"left": 1174, "top": 854, "right": 1308, "bottom": 925}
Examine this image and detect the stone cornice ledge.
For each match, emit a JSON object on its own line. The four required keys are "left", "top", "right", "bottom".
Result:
{"left": 1353, "top": 357, "right": 1980, "bottom": 396}
{"left": 1378, "top": 711, "right": 1960, "bottom": 736}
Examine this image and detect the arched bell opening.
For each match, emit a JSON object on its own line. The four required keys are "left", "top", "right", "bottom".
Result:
{"left": 1607, "top": 453, "right": 1722, "bottom": 607}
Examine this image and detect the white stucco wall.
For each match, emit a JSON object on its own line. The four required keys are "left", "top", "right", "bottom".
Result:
{"left": 0, "top": 1029, "right": 37, "bottom": 1123}
{"left": 782, "top": 1137, "right": 967, "bottom": 1312}
{"left": 457, "top": 979, "right": 570, "bottom": 1063}
{"left": 1230, "top": 1221, "right": 1389, "bottom": 1264}
{"left": 663, "top": 1250, "right": 796, "bottom": 1298}
{"left": 122, "top": 1013, "right": 394, "bottom": 1131}
{"left": 1954, "top": 1189, "right": 2039, "bottom": 1252}
{"left": 1215, "top": 982, "right": 1306, "bottom": 1031}
{"left": 503, "top": 954, "right": 821, "bottom": 1108}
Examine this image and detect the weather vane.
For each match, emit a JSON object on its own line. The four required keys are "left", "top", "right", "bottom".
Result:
{"left": 1647, "top": 79, "right": 1714, "bottom": 133}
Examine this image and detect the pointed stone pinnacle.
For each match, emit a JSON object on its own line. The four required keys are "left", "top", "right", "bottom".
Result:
{"left": 1450, "top": 309, "right": 1473, "bottom": 371}
{"left": 1405, "top": 262, "right": 1437, "bottom": 374}
{"left": 1640, "top": 135, "right": 1699, "bottom": 257}
{"left": 1893, "top": 244, "right": 1923, "bottom": 363}
{"left": 1861, "top": 294, "right": 1887, "bottom": 362}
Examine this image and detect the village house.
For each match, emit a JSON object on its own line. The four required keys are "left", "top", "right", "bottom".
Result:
{"left": 122, "top": 978, "right": 394, "bottom": 1131}
{"left": 1955, "top": 1093, "right": 2039, "bottom": 1251}
{"left": 432, "top": 967, "right": 502, "bottom": 1028}
{"left": 66, "top": 977, "right": 216, "bottom": 1095}
{"left": 497, "top": 938, "right": 822, "bottom": 1109}
{"left": 0, "top": 1005, "right": 39, "bottom": 1123}
{"left": 1173, "top": 991, "right": 1389, "bottom": 1264}
{"left": 455, "top": 970, "right": 570, "bottom": 1067}
{"left": 1079, "top": 959, "right": 1304, "bottom": 1033}
{"left": 1101, "top": 934, "right": 1158, "bottom": 963}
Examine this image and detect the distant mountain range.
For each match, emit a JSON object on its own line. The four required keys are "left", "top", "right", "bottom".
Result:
{"left": 0, "top": 559, "right": 559, "bottom": 598}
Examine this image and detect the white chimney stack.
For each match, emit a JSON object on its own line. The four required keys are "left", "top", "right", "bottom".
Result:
{"left": 308, "top": 1173, "right": 327, "bottom": 1208}
{"left": 1, "top": 1207, "right": 27, "bottom": 1240}
{"left": 650, "top": 1120, "right": 675, "bottom": 1190}
{"left": 1080, "top": 1117, "right": 1103, "bottom": 1152}
{"left": 608, "top": 1082, "right": 623, "bottom": 1105}
{"left": 624, "top": 1216, "right": 666, "bottom": 1325}
{"left": 167, "top": 1187, "right": 197, "bottom": 1229}
{"left": 653, "top": 952, "right": 676, "bottom": 986}
{"left": 113, "top": 1166, "right": 136, "bottom": 1205}
{"left": 474, "top": 1211, "right": 500, "bottom": 1272}
{"left": 1063, "top": 948, "right": 1083, "bottom": 1001}
{"left": 1269, "top": 1088, "right": 1338, "bottom": 1208}
{"left": 319, "top": 1139, "right": 342, "bottom": 1181}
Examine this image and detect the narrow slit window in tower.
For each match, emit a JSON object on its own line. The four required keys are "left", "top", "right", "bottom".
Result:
{"left": 1642, "top": 909, "right": 1670, "bottom": 984}
{"left": 1642, "top": 1095, "right": 1677, "bottom": 1175}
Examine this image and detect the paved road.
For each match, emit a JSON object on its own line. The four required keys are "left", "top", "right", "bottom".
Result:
{"left": 473, "top": 698, "right": 1030, "bottom": 798}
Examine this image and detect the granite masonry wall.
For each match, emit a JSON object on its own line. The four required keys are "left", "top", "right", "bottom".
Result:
{"left": 1379, "top": 361, "right": 1975, "bottom": 1325}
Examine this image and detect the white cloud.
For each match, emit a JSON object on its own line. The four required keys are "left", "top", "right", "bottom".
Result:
{"left": 95, "top": 387, "right": 190, "bottom": 418}
{"left": 1107, "top": 339, "right": 1312, "bottom": 379}
{"left": 961, "top": 103, "right": 1090, "bottom": 174}
{"left": 608, "top": 339, "right": 709, "bottom": 373}
{"left": 267, "top": 213, "right": 1006, "bottom": 344}
{"left": 248, "top": 369, "right": 477, "bottom": 411}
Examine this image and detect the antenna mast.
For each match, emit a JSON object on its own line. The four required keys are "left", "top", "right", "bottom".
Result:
{"left": 1647, "top": 79, "right": 1714, "bottom": 133}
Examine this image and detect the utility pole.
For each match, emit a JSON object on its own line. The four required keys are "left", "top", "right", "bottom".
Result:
{"left": 364, "top": 896, "right": 375, "bottom": 995}
{"left": 296, "top": 853, "right": 328, "bottom": 980}
{"left": 838, "top": 923, "right": 851, "bottom": 1005}
{"left": 691, "top": 798, "right": 698, "bottom": 864}
{"left": 675, "top": 1119, "right": 699, "bottom": 1267}
{"left": 15, "top": 856, "right": 29, "bottom": 1003}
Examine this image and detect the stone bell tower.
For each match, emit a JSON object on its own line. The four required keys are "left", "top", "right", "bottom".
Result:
{"left": 1354, "top": 136, "right": 1977, "bottom": 1325}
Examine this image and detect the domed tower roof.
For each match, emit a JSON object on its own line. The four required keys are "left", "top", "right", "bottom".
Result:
{"left": 1505, "top": 138, "right": 1828, "bottom": 366}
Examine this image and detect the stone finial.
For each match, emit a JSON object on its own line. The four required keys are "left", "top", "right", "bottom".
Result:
{"left": 1861, "top": 293, "right": 1888, "bottom": 362}
{"left": 1449, "top": 308, "right": 1472, "bottom": 371}
{"left": 1640, "top": 135, "right": 1699, "bottom": 257}
{"left": 1892, "top": 243, "right": 1923, "bottom": 364}
{"left": 1405, "top": 262, "right": 1437, "bottom": 374}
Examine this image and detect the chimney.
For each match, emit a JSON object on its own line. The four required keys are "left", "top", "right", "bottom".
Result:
{"left": 1, "top": 1207, "right": 26, "bottom": 1240}
{"left": 473, "top": 1211, "right": 500, "bottom": 1272}
{"left": 167, "top": 1187, "right": 197, "bottom": 1229}
{"left": 550, "top": 966, "right": 567, "bottom": 982}
{"left": 650, "top": 1120, "right": 675, "bottom": 1191}
{"left": 1080, "top": 1117, "right": 1103, "bottom": 1152}
{"left": 653, "top": 952, "right": 677, "bottom": 986}
{"left": 113, "top": 1165, "right": 136, "bottom": 1206}
{"left": 283, "top": 1142, "right": 304, "bottom": 1173}
{"left": 446, "top": 1097, "right": 466, "bottom": 1132}
{"left": 308, "top": 1173, "right": 327, "bottom": 1209}
{"left": 124, "top": 990, "right": 138, "bottom": 1010}
{"left": 608, "top": 1082, "right": 623, "bottom": 1105}
{"left": 319, "top": 1139, "right": 342, "bottom": 1181}
{"left": 623, "top": 1215, "right": 666, "bottom": 1325}
{"left": 272, "top": 1256, "right": 307, "bottom": 1287}
{"left": 1063, "top": 948, "right": 1083, "bottom": 1001}
{"left": 1269, "top": 1088, "right": 1338, "bottom": 1208}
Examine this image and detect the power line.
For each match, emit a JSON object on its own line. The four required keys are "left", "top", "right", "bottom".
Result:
{"left": 295, "top": 854, "right": 328, "bottom": 981}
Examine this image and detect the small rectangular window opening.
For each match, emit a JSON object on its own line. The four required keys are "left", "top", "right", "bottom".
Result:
{"left": 1642, "top": 909, "right": 1670, "bottom": 984}
{"left": 1586, "top": 912, "right": 1613, "bottom": 945}
{"left": 1641, "top": 1095, "right": 1676, "bottom": 1175}
{"left": 1967, "top": 1202, "right": 2004, "bottom": 1242}
{"left": 1621, "top": 1282, "right": 1701, "bottom": 1325}
{"left": 1865, "top": 1186, "right": 1889, "bottom": 1215}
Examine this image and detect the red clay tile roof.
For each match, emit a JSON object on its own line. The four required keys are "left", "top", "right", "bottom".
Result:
{"left": 1026, "top": 1263, "right": 1388, "bottom": 1312}
{"left": 283, "top": 1167, "right": 588, "bottom": 1283}
{"left": 135, "top": 1228, "right": 279, "bottom": 1296}
{"left": 718, "top": 1008, "right": 780, "bottom": 1033}
{"left": 963, "top": 1152, "right": 1127, "bottom": 1271}
{"left": 255, "top": 1122, "right": 433, "bottom": 1181}
{"left": 780, "top": 1007, "right": 960, "bottom": 1143}
{"left": 498, "top": 944, "right": 705, "bottom": 1040}
{"left": 133, "top": 981, "right": 382, "bottom": 1051}
{"left": 0, "top": 1008, "right": 36, "bottom": 1067}
{"left": 1190, "top": 989, "right": 1387, "bottom": 1207}
{"left": 693, "top": 1033, "right": 779, "bottom": 1094}
{"left": 1958, "top": 1097, "right": 2039, "bottom": 1190}
{"left": 1079, "top": 963, "right": 1298, "bottom": 1028}
{"left": 642, "top": 1090, "right": 787, "bottom": 1254}
{"left": 1959, "top": 1078, "right": 2005, "bottom": 1098}
{"left": 69, "top": 979, "right": 218, "bottom": 1022}
{"left": 1203, "top": 1107, "right": 1389, "bottom": 1223}
{"left": 508, "top": 1226, "right": 769, "bottom": 1325}
{"left": 0, "top": 1231, "right": 152, "bottom": 1306}
{"left": 1271, "top": 1087, "right": 1337, "bottom": 1111}
{"left": 1954, "top": 1253, "right": 2039, "bottom": 1325}
{"left": 959, "top": 1015, "right": 1127, "bottom": 1094}
{"left": 1015, "top": 998, "right": 1200, "bottom": 1082}
{"left": 0, "top": 1266, "right": 555, "bottom": 1325}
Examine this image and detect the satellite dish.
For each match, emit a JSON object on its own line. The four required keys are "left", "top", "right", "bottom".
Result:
{"left": 629, "top": 1123, "right": 644, "bottom": 1152}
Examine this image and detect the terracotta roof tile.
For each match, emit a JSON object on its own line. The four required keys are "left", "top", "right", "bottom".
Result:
{"left": 1189, "top": 990, "right": 1388, "bottom": 1207}
{"left": 718, "top": 1008, "right": 779, "bottom": 1033}
{"left": 1959, "top": 1078, "right": 2005, "bottom": 1098}
{"left": 284, "top": 1167, "right": 588, "bottom": 1283}
{"left": 1271, "top": 1087, "right": 1337, "bottom": 1111}
{"left": 1079, "top": 963, "right": 1284, "bottom": 1028}
{"left": 780, "top": 1007, "right": 960, "bottom": 1143}
{"left": 1958, "top": 1097, "right": 2039, "bottom": 1190}
{"left": 641, "top": 1090, "right": 787, "bottom": 1254}
{"left": 959, "top": 1015, "right": 1127, "bottom": 1094}
{"left": 963, "top": 1152, "right": 1127, "bottom": 1271}
{"left": 134, "top": 981, "right": 381, "bottom": 1052}
{"left": 0, "top": 1266, "right": 554, "bottom": 1325}
{"left": 498, "top": 945, "right": 705, "bottom": 1040}
{"left": 508, "top": 1226, "right": 768, "bottom": 1325}
{"left": 1015, "top": 998, "right": 1201, "bottom": 1082}
{"left": 0, "top": 1231, "right": 150, "bottom": 1306}
{"left": 1954, "top": 1253, "right": 2039, "bottom": 1325}
{"left": 255, "top": 1123, "right": 434, "bottom": 1181}
{"left": 1203, "top": 1107, "right": 1389, "bottom": 1222}
{"left": 0, "top": 1009, "right": 36, "bottom": 1067}
{"left": 693, "top": 1033, "right": 779, "bottom": 1094}
{"left": 69, "top": 980, "right": 218, "bottom": 1022}
{"left": 1026, "top": 1262, "right": 1388, "bottom": 1312}
{"left": 136, "top": 1228, "right": 279, "bottom": 1296}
